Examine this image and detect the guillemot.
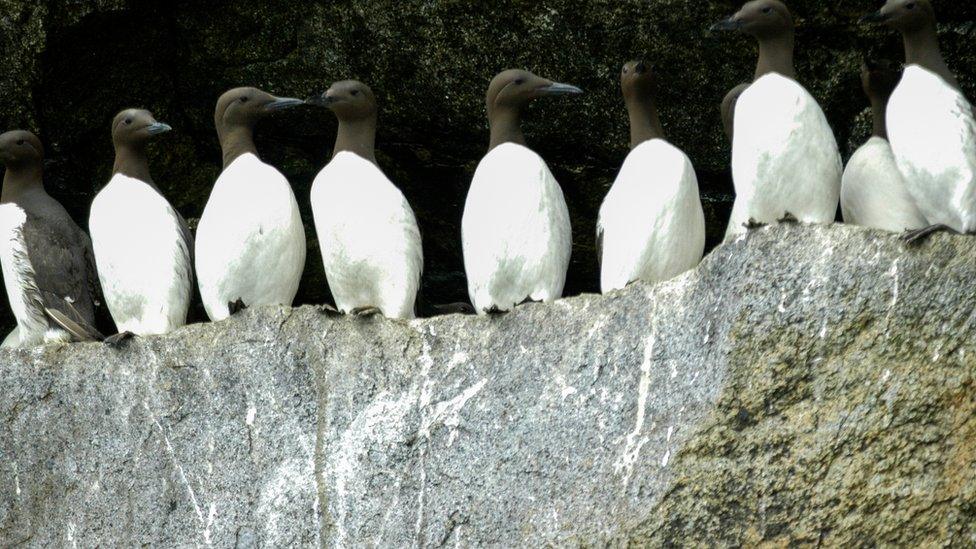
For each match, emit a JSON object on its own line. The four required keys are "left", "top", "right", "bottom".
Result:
{"left": 712, "top": 0, "right": 842, "bottom": 238}
{"left": 862, "top": 0, "right": 976, "bottom": 243}
{"left": 0, "top": 130, "right": 102, "bottom": 347}
{"left": 195, "top": 87, "right": 307, "bottom": 321}
{"left": 597, "top": 61, "right": 705, "bottom": 293}
{"left": 89, "top": 109, "right": 192, "bottom": 343}
{"left": 461, "top": 69, "right": 581, "bottom": 315}
{"left": 307, "top": 80, "right": 423, "bottom": 320}
{"left": 841, "top": 60, "right": 927, "bottom": 233}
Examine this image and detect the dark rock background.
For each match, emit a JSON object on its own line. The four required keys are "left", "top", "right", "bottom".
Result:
{"left": 1, "top": 0, "right": 975, "bottom": 331}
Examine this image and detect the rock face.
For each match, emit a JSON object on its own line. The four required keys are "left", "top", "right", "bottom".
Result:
{"left": 2, "top": 0, "right": 976, "bottom": 331}
{"left": 1, "top": 224, "right": 974, "bottom": 546}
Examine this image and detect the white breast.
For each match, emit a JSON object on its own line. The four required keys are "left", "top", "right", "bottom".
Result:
{"left": 195, "top": 153, "right": 307, "bottom": 321}
{"left": 0, "top": 204, "right": 47, "bottom": 346}
{"left": 598, "top": 139, "right": 705, "bottom": 293}
{"left": 311, "top": 152, "right": 423, "bottom": 319}
{"left": 841, "top": 136, "right": 927, "bottom": 233}
{"left": 887, "top": 65, "right": 976, "bottom": 232}
{"left": 89, "top": 174, "right": 192, "bottom": 335}
{"left": 461, "top": 143, "right": 572, "bottom": 314}
{"left": 727, "top": 73, "right": 842, "bottom": 238}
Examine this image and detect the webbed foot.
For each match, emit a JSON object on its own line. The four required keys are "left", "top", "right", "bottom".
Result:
{"left": 744, "top": 218, "right": 768, "bottom": 231}
{"left": 318, "top": 303, "right": 342, "bottom": 316}
{"left": 351, "top": 306, "right": 382, "bottom": 318}
{"left": 484, "top": 305, "right": 507, "bottom": 316}
{"left": 228, "top": 298, "right": 248, "bottom": 316}
{"left": 104, "top": 331, "right": 136, "bottom": 348}
{"left": 778, "top": 212, "right": 799, "bottom": 224}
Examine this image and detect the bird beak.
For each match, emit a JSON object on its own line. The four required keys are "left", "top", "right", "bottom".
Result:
{"left": 146, "top": 122, "right": 172, "bottom": 135}
{"left": 859, "top": 10, "right": 888, "bottom": 24}
{"left": 711, "top": 16, "right": 742, "bottom": 32}
{"left": 306, "top": 93, "right": 338, "bottom": 108}
{"left": 264, "top": 97, "right": 305, "bottom": 112}
{"left": 536, "top": 82, "right": 583, "bottom": 96}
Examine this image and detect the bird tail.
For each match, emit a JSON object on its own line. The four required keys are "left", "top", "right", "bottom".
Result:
{"left": 45, "top": 303, "right": 105, "bottom": 342}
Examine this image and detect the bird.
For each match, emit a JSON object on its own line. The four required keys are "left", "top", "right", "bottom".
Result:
{"left": 306, "top": 80, "right": 423, "bottom": 319}
{"left": 841, "top": 60, "right": 927, "bottom": 233}
{"left": 0, "top": 130, "right": 103, "bottom": 347}
{"left": 89, "top": 109, "right": 193, "bottom": 344}
{"left": 597, "top": 61, "right": 705, "bottom": 293}
{"left": 461, "top": 69, "right": 581, "bottom": 315}
{"left": 721, "top": 83, "right": 751, "bottom": 142}
{"left": 862, "top": 0, "right": 976, "bottom": 243}
{"left": 712, "top": 0, "right": 842, "bottom": 238}
{"left": 195, "top": 87, "right": 307, "bottom": 322}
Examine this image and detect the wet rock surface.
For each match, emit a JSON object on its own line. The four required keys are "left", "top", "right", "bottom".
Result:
{"left": 2, "top": 0, "right": 976, "bottom": 331}
{"left": 1, "top": 224, "right": 973, "bottom": 546}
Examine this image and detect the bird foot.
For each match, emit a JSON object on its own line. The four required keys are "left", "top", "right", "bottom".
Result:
{"left": 744, "top": 218, "right": 768, "bottom": 231}
{"left": 318, "top": 303, "right": 342, "bottom": 317}
{"left": 484, "top": 305, "right": 508, "bottom": 316}
{"left": 778, "top": 212, "right": 799, "bottom": 224}
{"left": 104, "top": 331, "right": 136, "bottom": 348}
{"left": 902, "top": 224, "right": 959, "bottom": 246}
{"left": 228, "top": 298, "right": 248, "bottom": 316}
{"left": 351, "top": 306, "right": 382, "bottom": 318}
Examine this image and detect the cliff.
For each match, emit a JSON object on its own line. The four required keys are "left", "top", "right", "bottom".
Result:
{"left": 1, "top": 224, "right": 974, "bottom": 546}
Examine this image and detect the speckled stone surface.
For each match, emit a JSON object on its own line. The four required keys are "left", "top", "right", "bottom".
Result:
{"left": 1, "top": 224, "right": 974, "bottom": 546}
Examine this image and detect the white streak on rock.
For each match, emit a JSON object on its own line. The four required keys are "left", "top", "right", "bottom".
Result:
{"left": 144, "top": 402, "right": 210, "bottom": 545}
{"left": 329, "top": 392, "right": 416, "bottom": 548}
{"left": 421, "top": 379, "right": 488, "bottom": 440}
{"left": 888, "top": 259, "right": 901, "bottom": 308}
{"left": 615, "top": 297, "right": 658, "bottom": 487}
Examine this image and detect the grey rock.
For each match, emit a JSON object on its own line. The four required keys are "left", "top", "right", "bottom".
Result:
{"left": 1, "top": 224, "right": 975, "bottom": 546}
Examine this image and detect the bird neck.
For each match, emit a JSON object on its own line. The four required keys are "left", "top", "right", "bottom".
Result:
{"left": 625, "top": 94, "right": 664, "bottom": 149}
{"left": 869, "top": 96, "right": 889, "bottom": 139}
{"left": 1, "top": 163, "right": 44, "bottom": 203}
{"left": 488, "top": 106, "right": 526, "bottom": 151}
{"left": 755, "top": 34, "right": 796, "bottom": 80}
{"left": 113, "top": 143, "right": 156, "bottom": 187}
{"left": 902, "top": 23, "right": 958, "bottom": 89}
{"left": 218, "top": 125, "right": 259, "bottom": 169}
{"left": 334, "top": 115, "right": 377, "bottom": 163}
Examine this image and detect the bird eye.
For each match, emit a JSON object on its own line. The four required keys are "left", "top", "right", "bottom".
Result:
{"left": 124, "top": 118, "right": 133, "bottom": 125}
{"left": 514, "top": 78, "right": 525, "bottom": 85}
{"left": 905, "top": 2, "right": 916, "bottom": 8}
{"left": 16, "top": 139, "right": 25, "bottom": 146}
{"left": 351, "top": 90, "right": 360, "bottom": 97}
{"left": 240, "top": 96, "right": 249, "bottom": 103}
{"left": 761, "top": 6, "right": 773, "bottom": 14}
